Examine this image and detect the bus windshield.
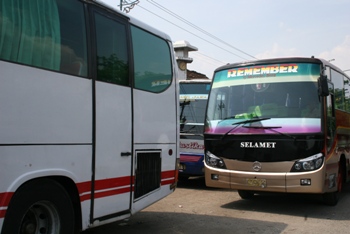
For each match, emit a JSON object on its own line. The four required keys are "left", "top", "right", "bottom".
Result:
{"left": 180, "top": 81, "right": 211, "bottom": 135}
{"left": 206, "top": 63, "right": 322, "bottom": 135}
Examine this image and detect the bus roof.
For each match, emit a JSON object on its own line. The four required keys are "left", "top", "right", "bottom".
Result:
{"left": 179, "top": 79, "right": 212, "bottom": 84}
{"left": 91, "top": 0, "right": 172, "bottom": 42}
{"left": 215, "top": 57, "right": 349, "bottom": 79}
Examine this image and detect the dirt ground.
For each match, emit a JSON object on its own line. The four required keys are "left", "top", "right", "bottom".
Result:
{"left": 84, "top": 177, "right": 350, "bottom": 234}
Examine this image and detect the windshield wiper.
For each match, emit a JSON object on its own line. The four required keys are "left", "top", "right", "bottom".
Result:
{"left": 242, "top": 126, "right": 281, "bottom": 129}
{"left": 231, "top": 117, "right": 271, "bottom": 126}
{"left": 243, "top": 125, "right": 296, "bottom": 140}
{"left": 220, "top": 117, "right": 271, "bottom": 140}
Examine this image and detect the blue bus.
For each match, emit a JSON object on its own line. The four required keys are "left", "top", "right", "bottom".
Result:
{"left": 179, "top": 79, "right": 211, "bottom": 180}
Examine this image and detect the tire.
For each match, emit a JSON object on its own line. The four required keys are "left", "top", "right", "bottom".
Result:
{"left": 178, "top": 175, "right": 190, "bottom": 181}
{"left": 323, "top": 163, "right": 344, "bottom": 206}
{"left": 323, "top": 191, "right": 339, "bottom": 206}
{"left": 238, "top": 190, "right": 255, "bottom": 199}
{"left": 2, "top": 178, "right": 76, "bottom": 234}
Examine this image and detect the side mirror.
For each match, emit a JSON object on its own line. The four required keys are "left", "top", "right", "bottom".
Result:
{"left": 318, "top": 75, "right": 329, "bottom": 96}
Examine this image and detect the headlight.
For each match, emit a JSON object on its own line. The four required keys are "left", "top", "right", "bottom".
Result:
{"left": 291, "top": 153, "right": 324, "bottom": 172}
{"left": 205, "top": 151, "right": 226, "bottom": 169}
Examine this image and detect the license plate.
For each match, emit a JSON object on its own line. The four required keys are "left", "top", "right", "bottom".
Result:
{"left": 246, "top": 178, "right": 266, "bottom": 187}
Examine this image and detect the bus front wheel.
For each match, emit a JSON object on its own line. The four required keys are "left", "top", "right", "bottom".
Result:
{"left": 323, "top": 164, "right": 344, "bottom": 206}
{"left": 2, "top": 178, "right": 76, "bottom": 234}
{"left": 238, "top": 190, "right": 255, "bottom": 199}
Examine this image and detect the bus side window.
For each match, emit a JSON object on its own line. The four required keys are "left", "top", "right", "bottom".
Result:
{"left": 131, "top": 26, "right": 172, "bottom": 93}
{"left": 0, "top": 0, "right": 61, "bottom": 70}
{"left": 326, "top": 94, "right": 336, "bottom": 152}
{"left": 95, "top": 12, "right": 129, "bottom": 86}
{"left": 332, "top": 69, "right": 345, "bottom": 110}
{"left": 0, "top": 0, "right": 87, "bottom": 77}
{"left": 57, "top": 0, "right": 88, "bottom": 77}
{"left": 343, "top": 77, "right": 350, "bottom": 112}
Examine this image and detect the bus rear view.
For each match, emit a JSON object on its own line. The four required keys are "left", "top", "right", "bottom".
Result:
{"left": 204, "top": 57, "right": 350, "bottom": 205}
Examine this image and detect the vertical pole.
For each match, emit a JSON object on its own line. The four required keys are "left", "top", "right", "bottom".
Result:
{"left": 120, "top": 0, "right": 122, "bottom": 11}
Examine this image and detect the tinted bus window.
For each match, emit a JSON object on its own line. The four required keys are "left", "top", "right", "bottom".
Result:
{"left": 0, "top": 0, "right": 87, "bottom": 76}
{"left": 131, "top": 26, "right": 172, "bottom": 93}
{"left": 95, "top": 13, "right": 129, "bottom": 85}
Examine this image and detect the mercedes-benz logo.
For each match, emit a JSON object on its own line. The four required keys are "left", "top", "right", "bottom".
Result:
{"left": 252, "top": 161, "right": 262, "bottom": 172}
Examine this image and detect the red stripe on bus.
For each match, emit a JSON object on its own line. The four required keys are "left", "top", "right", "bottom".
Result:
{"left": 0, "top": 171, "right": 176, "bottom": 217}
{"left": 77, "top": 171, "right": 175, "bottom": 201}
{"left": 94, "top": 176, "right": 132, "bottom": 191}
{"left": 94, "top": 187, "right": 132, "bottom": 199}
{"left": 0, "top": 192, "right": 14, "bottom": 218}
{"left": 161, "top": 170, "right": 176, "bottom": 186}
{"left": 79, "top": 185, "right": 135, "bottom": 202}
{"left": 161, "top": 179, "right": 176, "bottom": 186}
{"left": 180, "top": 155, "right": 202, "bottom": 162}
{"left": 0, "top": 210, "right": 6, "bottom": 219}
{"left": 162, "top": 170, "right": 176, "bottom": 179}
{"left": 77, "top": 181, "right": 91, "bottom": 194}
{"left": 79, "top": 193, "right": 91, "bottom": 202}
{"left": 77, "top": 176, "right": 133, "bottom": 194}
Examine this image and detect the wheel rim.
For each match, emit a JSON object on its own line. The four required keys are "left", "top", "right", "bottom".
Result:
{"left": 20, "top": 201, "right": 60, "bottom": 234}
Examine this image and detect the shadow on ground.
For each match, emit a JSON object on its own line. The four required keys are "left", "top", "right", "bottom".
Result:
{"left": 83, "top": 210, "right": 287, "bottom": 234}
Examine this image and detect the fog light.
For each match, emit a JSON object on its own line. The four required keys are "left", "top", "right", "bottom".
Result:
{"left": 211, "top": 174, "right": 219, "bottom": 180}
{"left": 300, "top": 179, "right": 311, "bottom": 186}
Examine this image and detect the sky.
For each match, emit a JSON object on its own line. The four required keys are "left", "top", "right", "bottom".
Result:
{"left": 101, "top": 0, "right": 350, "bottom": 78}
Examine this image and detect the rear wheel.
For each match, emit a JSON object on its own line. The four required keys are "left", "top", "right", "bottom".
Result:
{"left": 238, "top": 190, "right": 255, "bottom": 199}
{"left": 2, "top": 178, "right": 76, "bottom": 234}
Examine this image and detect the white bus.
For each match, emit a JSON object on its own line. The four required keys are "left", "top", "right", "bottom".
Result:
{"left": 204, "top": 57, "right": 350, "bottom": 206}
{"left": 179, "top": 79, "right": 211, "bottom": 180}
{"left": 0, "top": 0, "right": 179, "bottom": 233}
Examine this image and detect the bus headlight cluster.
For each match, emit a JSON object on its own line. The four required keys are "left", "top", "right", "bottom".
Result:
{"left": 291, "top": 153, "right": 324, "bottom": 172}
{"left": 205, "top": 151, "right": 226, "bottom": 169}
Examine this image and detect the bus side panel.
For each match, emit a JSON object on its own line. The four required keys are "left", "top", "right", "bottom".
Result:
{"left": 179, "top": 139, "right": 205, "bottom": 177}
{"left": 0, "top": 62, "right": 92, "bottom": 144}
{"left": 133, "top": 85, "right": 177, "bottom": 144}
{"left": 0, "top": 63, "right": 93, "bottom": 229}
{"left": 132, "top": 144, "right": 177, "bottom": 214}
{"left": 93, "top": 81, "right": 132, "bottom": 219}
{"left": 132, "top": 81, "right": 178, "bottom": 213}
{"left": 0, "top": 145, "right": 93, "bottom": 231}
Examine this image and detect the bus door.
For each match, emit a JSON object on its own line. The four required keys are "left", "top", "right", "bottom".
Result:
{"left": 92, "top": 9, "right": 132, "bottom": 219}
